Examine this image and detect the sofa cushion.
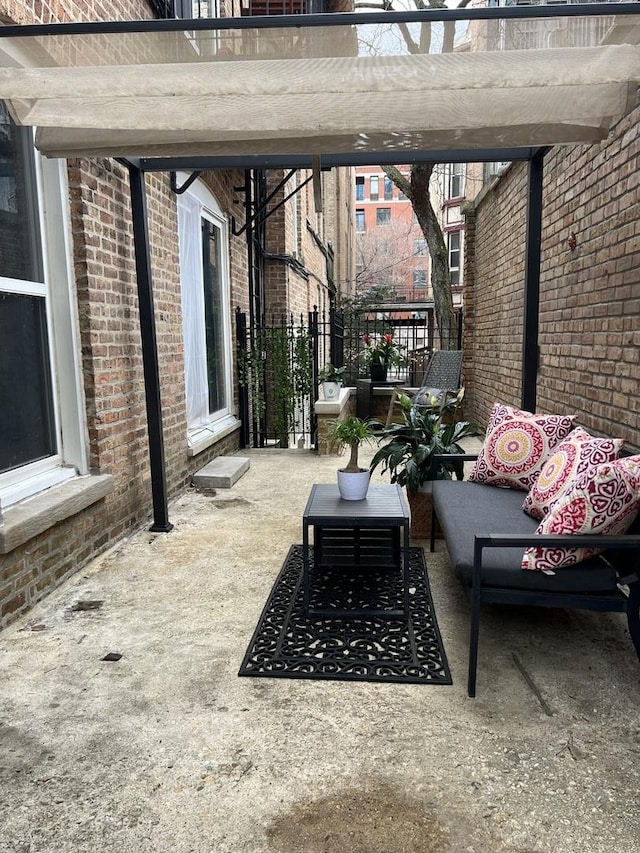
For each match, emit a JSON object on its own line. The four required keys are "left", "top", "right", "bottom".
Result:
{"left": 522, "top": 427, "right": 624, "bottom": 520}
{"left": 522, "top": 456, "right": 640, "bottom": 574}
{"left": 433, "top": 480, "right": 617, "bottom": 593}
{"left": 469, "top": 403, "right": 576, "bottom": 492}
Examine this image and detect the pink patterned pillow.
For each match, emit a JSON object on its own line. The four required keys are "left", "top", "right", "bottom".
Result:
{"left": 522, "top": 428, "right": 624, "bottom": 520}
{"left": 522, "top": 456, "right": 640, "bottom": 574}
{"left": 469, "top": 403, "right": 576, "bottom": 491}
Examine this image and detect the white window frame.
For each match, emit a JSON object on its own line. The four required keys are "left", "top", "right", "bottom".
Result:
{"left": 445, "top": 163, "right": 465, "bottom": 200}
{"left": 448, "top": 230, "right": 462, "bottom": 286}
{"left": 0, "top": 141, "right": 87, "bottom": 513}
{"left": 177, "top": 175, "right": 236, "bottom": 452}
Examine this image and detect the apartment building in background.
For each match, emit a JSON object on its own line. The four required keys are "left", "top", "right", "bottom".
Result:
{"left": 354, "top": 163, "right": 485, "bottom": 310}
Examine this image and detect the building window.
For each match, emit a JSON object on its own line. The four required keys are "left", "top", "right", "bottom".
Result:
{"left": 448, "top": 231, "right": 461, "bottom": 286}
{"left": 355, "top": 209, "right": 365, "bottom": 232}
{"left": 178, "top": 178, "right": 235, "bottom": 447}
{"left": 445, "top": 163, "right": 465, "bottom": 200}
{"left": 370, "top": 176, "right": 379, "bottom": 201}
{"left": 355, "top": 176, "right": 364, "bottom": 201}
{"left": 384, "top": 177, "right": 393, "bottom": 200}
{"left": 483, "top": 161, "right": 510, "bottom": 184}
{"left": 413, "top": 269, "right": 427, "bottom": 287}
{"left": 414, "top": 238, "right": 427, "bottom": 256}
{"left": 0, "top": 103, "right": 86, "bottom": 511}
{"left": 376, "top": 207, "right": 391, "bottom": 226}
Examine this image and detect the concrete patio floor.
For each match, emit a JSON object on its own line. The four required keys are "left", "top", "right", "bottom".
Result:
{"left": 1, "top": 447, "right": 639, "bottom": 853}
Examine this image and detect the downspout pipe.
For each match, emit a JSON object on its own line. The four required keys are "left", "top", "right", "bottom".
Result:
{"left": 127, "top": 163, "right": 173, "bottom": 533}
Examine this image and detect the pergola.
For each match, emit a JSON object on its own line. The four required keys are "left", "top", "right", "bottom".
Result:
{"left": 1, "top": 3, "right": 639, "bottom": 529}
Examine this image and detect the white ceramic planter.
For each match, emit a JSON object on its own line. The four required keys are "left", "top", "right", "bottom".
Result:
{"left": 337, "top": 469, "right": 370, "bottom": 501}
{"left": 321, "top": 380, "right": 342, "bottom": 400}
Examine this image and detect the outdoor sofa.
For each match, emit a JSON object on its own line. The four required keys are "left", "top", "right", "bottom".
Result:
{"left": 430, "top": 405, "right": 640, "bottom": 697}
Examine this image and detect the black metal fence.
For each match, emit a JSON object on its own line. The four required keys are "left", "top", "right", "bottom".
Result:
{"left": 236, "top": 306, "right": 462, "bottom": 449}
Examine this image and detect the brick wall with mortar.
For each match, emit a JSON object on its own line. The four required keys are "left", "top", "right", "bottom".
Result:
{"left": 0, "top": 2, "right": 252, "bottom": 628}
{"left": 464, "top": 108, "right": 639, "bottom": 447}
{"left": 263, "top": 171, "right": 334, "bottom": 320}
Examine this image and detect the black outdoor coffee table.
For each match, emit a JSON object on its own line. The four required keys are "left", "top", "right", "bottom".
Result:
{"left": 302, "top": 483, "right": 410, "bottom": 619}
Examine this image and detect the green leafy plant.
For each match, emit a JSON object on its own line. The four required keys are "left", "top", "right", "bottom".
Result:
{"left": 238, "top": 322, "right": 313, "bottom": 447}
{"left": 318, "top": 363, "right": 346, "bottom": 383}
{"left": 328, "top": 416, "right": 377, "bottom": 473}
{"left": 370, "top": 394, "right": 477, "bottom": 493}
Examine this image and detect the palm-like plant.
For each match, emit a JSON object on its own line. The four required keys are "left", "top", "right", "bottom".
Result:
{"left": 370, "top": 394, "right": 477, "bottom": 493}
{"left": 328, "top": 416, "right": 377, "bottom": 473}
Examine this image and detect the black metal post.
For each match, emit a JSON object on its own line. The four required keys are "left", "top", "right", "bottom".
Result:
{"left": 310, "top": 307, "right": 319, "bottom": 449}
{"left": 128, "top": 164, "right": 173, "bottom": 533}
{"left": 521, "top": 149, "right": 546, "bottom": 412}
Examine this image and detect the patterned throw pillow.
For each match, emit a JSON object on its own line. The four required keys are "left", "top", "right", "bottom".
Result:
{"left": 521, "top": 456, "right": 640, "bottom": 574}
{"left": 522, "top": 427, "right": 624, "bottom": 520}
{"left": 469, "top": 403, "right": 576, "bottom": 491}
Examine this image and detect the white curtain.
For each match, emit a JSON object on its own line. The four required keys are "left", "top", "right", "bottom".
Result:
{"left": 177, "top": 191, "right": 209, "bottom": 429}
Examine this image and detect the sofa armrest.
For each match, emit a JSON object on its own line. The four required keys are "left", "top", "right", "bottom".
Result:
{"left": 473, "top": 533, "right": 640, "bottom": 587}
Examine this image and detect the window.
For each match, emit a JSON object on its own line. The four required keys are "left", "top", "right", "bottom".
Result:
{"left": 384, "top": 177, "right": 393, "bottom": 200}
{"left": 448, "top": 231, "right": 461, "bottom": 286}
{"left": 376, "top": 208, "right": 391, "bottom": 226}
{"left": 0, "top": 103, "right": 86, "bottom": 512}
{"left": 355, "top": 209, "right": 365, "bottom": 232}
{"left": 379, "top": 240, "right": 390, "bottom": 257}
{"left": 370, "top": 176, "right": 379, "bottom": 201}
{"left": 178, "top": 178, "right": 235, "bottom": 448}
{"left": 445, "top": 163, "right": 465, "bottom": 200}
{"left": 413, "top": 269, "right": 427, "bottom": 287}
{"left": 483, "top": 161, "right": 510, "bottom": 184}
{"left": 414, "top": 238, "right": 427, "bottom": 256}
{"left": 289, "top": 171, "right": 299, "bottom": 257}
{"left": 174, "top": 0, "right": 218, "bottom": 19}
{"left": 355, "top": 176, "right": 364, "bottom": 201}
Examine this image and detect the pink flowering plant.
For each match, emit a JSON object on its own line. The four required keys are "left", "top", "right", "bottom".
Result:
{"left": 361, "top": 331, "right": 406, "bottom": 369}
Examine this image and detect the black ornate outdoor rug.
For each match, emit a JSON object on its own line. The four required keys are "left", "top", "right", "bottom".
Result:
{"left": 238, "top": 545, "right": 452, "bottom": 685}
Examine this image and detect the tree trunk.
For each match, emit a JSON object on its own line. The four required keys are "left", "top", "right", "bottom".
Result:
{"left": 382, "top": 163, "right": 457, "bottom": 351}
{"left": 345, "top": 442, "right": 360, "bottom": 473}
{"left": 410, "top": 164, "right": 457, "bottom": 350}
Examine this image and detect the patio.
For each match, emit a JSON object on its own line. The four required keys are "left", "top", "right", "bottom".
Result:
{"left": 1, "top": 445, "right": 639, "bottom": 853}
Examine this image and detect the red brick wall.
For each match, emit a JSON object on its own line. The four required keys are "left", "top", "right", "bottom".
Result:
{"left": 0, "top": 3, "right": 251, "bottom": 627}
{"left": 464, "top": 108, "right": 640, "bottom": 449}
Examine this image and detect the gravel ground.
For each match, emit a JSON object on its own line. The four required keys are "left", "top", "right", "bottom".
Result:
{"left": 1, "top": 447, "right": 639, "bottom": 853}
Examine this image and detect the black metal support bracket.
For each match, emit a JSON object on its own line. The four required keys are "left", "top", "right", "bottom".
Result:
{"left": 170, "top": 170, "right": 202, "bottom": 195}
{"left": 232, "top": 169, "right": 316, "bottom": 237}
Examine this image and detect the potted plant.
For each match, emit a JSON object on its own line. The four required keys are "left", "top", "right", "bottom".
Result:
{"left": 328, "top": 415, "right": 377, "bottom": 500}
{"left": 318, "top": 363, "right": 346, "bottom": 400}
{"left": 361, "top": 332, "right": 405, "bottom": 381}
{"left": 370, "top": 393, "right": 478, "bottom": 536}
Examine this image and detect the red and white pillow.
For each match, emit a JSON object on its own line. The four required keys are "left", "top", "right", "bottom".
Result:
{"left": 522, "top": 427, "right": 624, "bottom": 520}
{"left": 469, "top": 403, "right": 576, "bottom": 492}
{"left": 522, "top": 456, "right": 640, "bottom": 574}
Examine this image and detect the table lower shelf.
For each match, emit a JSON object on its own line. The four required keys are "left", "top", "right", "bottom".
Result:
{"left": 303, "top": 525, "right": 410, "bottom": 619}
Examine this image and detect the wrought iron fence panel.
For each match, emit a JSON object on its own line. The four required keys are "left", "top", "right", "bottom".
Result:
{"left": 236, "top": 308, "right": 316, "bottom": 449}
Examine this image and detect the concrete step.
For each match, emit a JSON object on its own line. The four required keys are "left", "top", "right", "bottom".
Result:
{"left": 192, "top": 456, "right": 250, "bottom": 489}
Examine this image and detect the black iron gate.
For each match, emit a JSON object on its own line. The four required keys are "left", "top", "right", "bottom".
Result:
{"left": 236, "top": 306, "right": 462, "bottom": 449}
{"left": 236, "top": 307, "right": 320, "bottom": 449}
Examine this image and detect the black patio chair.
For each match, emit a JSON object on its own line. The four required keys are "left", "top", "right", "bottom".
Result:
{"left": 385, "top": 349, "right": 464, "bottom": 426}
